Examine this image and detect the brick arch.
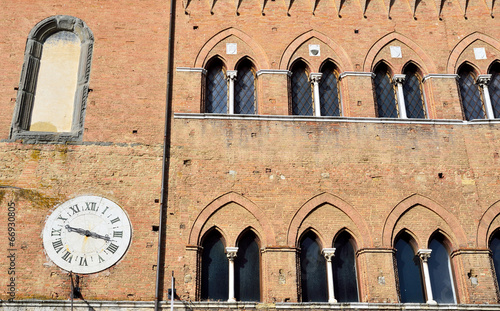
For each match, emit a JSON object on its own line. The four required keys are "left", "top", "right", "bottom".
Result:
{"left": 286, "top": 193, "right": 372, "bottom": 248}
{"left": 188, "top": 192, "right": 276, "bottom": 246}
{"left": 194, "top": 28, "right": 269, "bottom": 70}
{"left": 477, "top": 200, "right": 500, "bottom": 248}
{"left": 279, "top": 30, "right": 353, "bottom": 71}
{"left": 382, "top": 194, "right": 467, "bottom": 248}
{"left": 447, "top": 32, "right": 500, "bottom": 74}
{"left": 363, "top": 32, "right": 436, "bottom": 74}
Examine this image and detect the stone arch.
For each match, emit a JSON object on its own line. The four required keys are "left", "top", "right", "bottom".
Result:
{"left": 194, "top": 28, "right": 269, "bottom": 70}
{"left": 201, "top": 226, "right": 229, "bottom": 248}
{"left": 188, "top": 192, "right": 275, "bottom": 246}
{"left": 298, "top": 227, "right": 328, "bottom": 248}
{"left": 363, "top": 32, "right": 436, "bottom": 73}
{"left": 236, "top": 226, "right": 263, "bottom": 247}
{"left": 286, "top": 192, "right": 372, "bottom": 248}
{"left": 447, "top": 32, "right": 500, "bottom": 74}
{"left": 279, "top": 30, "right": 353, "bottom": 71}
{"left": 382, "top": 194, "right": 467, "bottom": 248}
{"left": 477, "top": 200, "right": 500, "bottom": 248}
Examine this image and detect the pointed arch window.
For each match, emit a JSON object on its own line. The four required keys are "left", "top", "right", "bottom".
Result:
{"left": 458, "top": 65, "right": 485, "bottom": 120}
{"left": 488, "top": 63, "right": 500, "bottom": 118}
{"left": 205, "top": 59, "right": 228, "bottom": 114}
{"left": 201, "top": 230, "right": 228, "bottom": 300}
{"left": 332, "top": 231, "right": 359, "bottom": 302}
{"left": 374, "top": 63, "right": 398, "bottom": 118}
{"left": 428, "top": 234, "right": 456, "bottom": 303}
{"left": 300, "top": 231, "right": 328, "bottom": 302}
{"left": 319, "top": 62, "right": 342, "bottom": 116}
{"left": 395, "top": 232, "right": 425, "bottom": 303}
{"left": 489, "top": 231, "right": 500, "bottom": 293}
{"left": 235, "top": 231, "right": 260, "bottom": 301}
{"left": 234, "top": 60, "right": 256, "bottom": 115}
{"left": 403, "top": 64, "right": 426, "bottom": 118}
{"left": 291, "top": 61, "right": 313, "bottom": 116}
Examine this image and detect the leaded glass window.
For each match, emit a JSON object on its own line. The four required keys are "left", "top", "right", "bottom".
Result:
{"left": 489, "top": 63, "right": 500, "bottom": 118}
{"left": 319, "top": 63, "right": 341, "bottom": 116}
{"left": 490, "top": 231, "right": 500, "bottom": 289}
{"left": 395, "top": 233, "right": 425, "bottom": 303}
{"left": 235, "top": 231, "right": 260, "bottom": 301}
{"left": 403, "top": 66, "right": 426, "bottom": 119}
{"left": 300, "top": 231, "right": 327, "bottom": 302}
{"left": 206, "top": 59, "right": 228, "bottom": 113}
{"left": 234, "top": 61, "right": 256, "bottom": 114}
{"left": 332, "top": 231, "right": 359, "bottom": 302}
{"left": 291, "top": 62, "right": 313, "bottom": 116}
{"left": 458, "top": 65, "right": 485, "bottom": 120}
{"left": 374, "top": 64, "right": 398, "bottom": 118}
{"left": 428, "top": 234, "right": 456, "bottom": 303}
{"left": 201, "top": 230, "right": 228, "bottom": 300}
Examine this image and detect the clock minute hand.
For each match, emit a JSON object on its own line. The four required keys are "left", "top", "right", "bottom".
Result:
{"left": 87, "top": 231, "right": 111, "bottom": 242}
{"left": 65, "top": 225, "right": 111, "bottom": 241}
{"left": 65, "top": 225, "right": 87, "bottom": 235}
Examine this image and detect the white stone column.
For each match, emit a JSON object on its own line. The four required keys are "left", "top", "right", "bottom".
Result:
{"left": 477, "top": 74, "right": 494, "bottom": 119}
{"left": 322, "top": 248, "right": 337, "bottom": 303}
{"left": 227, "top": 70, "right": 238, "bottom": 114}
{"left": 226, "top": 247, "right": 238, "bottom": 302}
{"left": 418, "top": 249, "right": 437, "bottom": 304}
{"left": 310, "top": 73, "right": 323, "bottom": 116}
{"left": 393, "top": 74, "right": 407, "bottom": 119}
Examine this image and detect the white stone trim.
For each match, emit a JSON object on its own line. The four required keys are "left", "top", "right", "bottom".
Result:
{"left": 422, "top": 74, "right": 459, "bottom": 82}
{"left": 256, "top": 69, "right": 291, "bottom": 76}
{"left": 176, "top": 67, "right": 207, "bottom": 74}
{"left": 339, "top": 72, "right": 375, "bottom": 80}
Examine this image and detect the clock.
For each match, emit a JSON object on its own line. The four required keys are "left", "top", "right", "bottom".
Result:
{"left": 43, "top": 195, "right": 132, "bottom": 274}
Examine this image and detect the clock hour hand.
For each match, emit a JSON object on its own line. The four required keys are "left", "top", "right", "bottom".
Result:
{"left": 65, "top": 225, "right": 111, "bottom": 241}
{"left": 87, "top": 231, "right": 111, "bottom": 242}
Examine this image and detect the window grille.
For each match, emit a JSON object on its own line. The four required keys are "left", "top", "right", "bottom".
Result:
{"left": 403, "top": 69, "right": 426, "bottom": 118}
{"left": 234, "top": 63, "right": 256, "bottom": 114}
{"left": 374, "top": 65, "right": 398, "bottom": 118}
{"left": 291, "top": 63, "right": 313, "bottom": 116}
{"left": 458, "top": 66, "right": 485, "bottom": 120}
{"left": 206, "top": 61, "right": 228, "bottom": 113}
{"left": 489, "top": 64, "right": 500, "bottom": 118}
{"left": 319, "top": 64, "right": 341, "bottom": 116}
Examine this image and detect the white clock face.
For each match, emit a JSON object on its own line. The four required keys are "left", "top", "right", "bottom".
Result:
{"left": 43, "top": 196, "right": 132, "bottom": 274}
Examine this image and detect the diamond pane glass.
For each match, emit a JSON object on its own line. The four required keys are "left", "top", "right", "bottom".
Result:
{"left": 206, "top": 61, "right": 227, "bottom": 113}
{"left": 403, "top": 71, "right": 426, "bottom": 118}
{"left": 489, "top": 65, "right": 500, "bottom": 118}
{"left": 319, "top": 64, "right": 341, "bottom": 116}
{"left": 234, "top": 64, "right": 256, "bottom": 114}
{"left": 291, "top": 63, "right": 313, "bottom": 116}
{"left": 458, "top": 68, "right": 485, "bottom": 120}
{"left": 374, "top": 66, "right": 398, "bottom": 118}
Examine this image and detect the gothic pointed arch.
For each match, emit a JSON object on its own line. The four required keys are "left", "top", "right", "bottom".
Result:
{"left": 477, "top": 200, "right": 500, "bottom": 248}
{"left": 189, "top": 192, "right": 275, "bottom": 246}
{"left": 447, "top": 32, "right": 500, "bottom": 74}
{"left": 286, "top": 192, "right": 372, "bottom": 248}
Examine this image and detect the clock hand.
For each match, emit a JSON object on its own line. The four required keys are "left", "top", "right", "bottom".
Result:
{"left": 87, "top": 231, "right": 111, "bottom": 242}
{"left": 65, "top": 225, "right": 111, "bottom": 241}
{"left": 65, "top": 225, "right": 87, "bottom": 235}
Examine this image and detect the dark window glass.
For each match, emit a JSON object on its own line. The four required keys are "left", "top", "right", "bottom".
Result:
{"left": 428, "top": 235, "right": 456, "bottom": 303}
{"left": 300, "top": 231, "right": 327, "bottom": 302}
{"left": 319, "top": 63, "right": 341, "bottom": 116}
{"left": 234, "top": 61, "right": 256, "bottom": 115}
{"left": 403, "top": 66, "right": 426, "bottom": 119}
{"left": 489, "top": 63, "right": 500, "bottom": 118}
{"left": 395, "top": 233, "right": 425, "bottom": 303}
{"left": 458, "top": 66, "right": 485, "bottom": 120}
{"left": 201, "top": 230, "right": 228, "bottom": 300}
{"left": 489, "top": 231, "right": 500, "bottom": 290}
{"left": 291, "top": 62, "right": 313, "bottom": 116}
{"left": 206, "top": 60, "right": 227, "bottom": 113}
{"left": 374, "top": 65, "right": 398, "bottom": 118}
{"left": 235, "top": 231, "right": 260, "bottom": 301}
{"left": 332, "top": 231, "right": 359, "bottom": 302}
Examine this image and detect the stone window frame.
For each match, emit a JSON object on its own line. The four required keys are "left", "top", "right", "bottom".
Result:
{"left": 10, "top": 15, "right": 93, "bottom": 143}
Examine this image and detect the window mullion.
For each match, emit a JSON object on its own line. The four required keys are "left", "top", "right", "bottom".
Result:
{"left": 477, "top": 74, "right": 494, "bottom": 119}
{"left": 227, "top": 70, "right": 237, "bottom": 114}
{"left": 418, "top": 249, "right": 437, "bottom": 304}
{"left": 393, "top": 74, "right": 407, "bottom": 119}
{"left": 311, "top": 73, "right": 322, "bottom": 117}
{"left": 226, "top": 247, "right": 238, "bottom": 302}
{"left": 322, "top": 248, "right": 337, "bottom": 303}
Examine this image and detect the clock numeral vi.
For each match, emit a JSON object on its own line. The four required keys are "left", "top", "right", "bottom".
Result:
{"left": 79, "top": 257, "right": 88, "bottom": 266}
{"left": 52, "top": 239, "right": 64, "bottom": 253}
{"left": 106, "top": 243, "right": 119, "bottom": 254}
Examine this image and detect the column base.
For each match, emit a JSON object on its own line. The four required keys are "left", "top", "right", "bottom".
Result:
{"left": 427, "top": 300, "right": 437, "bottom": 304}
{"left": 228, "top": 298, "right": 236, "bottom": 303}
{"left": 329, "top": 298, "right": 338, "bottom": 303}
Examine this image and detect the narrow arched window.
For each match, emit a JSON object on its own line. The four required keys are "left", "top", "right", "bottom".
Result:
{"left": 235, "top": 231, "right": 260, "bottom": 301}
{"left": 458, "top": 65, "right": 485, "bottom": 120}
{"left": 234, "top": 60, "right": 256, "bottom": 115}
{"left": 489, "top": 230, "right": 500, "bottom": 290}
{"left": 395, "top": 232, "right": 425, "bottom": 303}
{"left": 300, "top": 231, "right": 327, "bottom": 302}
{"left": 291, "top": 62, "right": 313, "bottom": 116}
{"left": 403, "top": 65, "right": 426, "bottom": 119}
{"left": 319, "top": 62, "right": 341, "bottom": 116}
{"left": 374, "top": 63, "right": 398, "bottom": 118}
{"left": 488, "top": 63, "right": 500, "bottom": 118}
{"left": 201, "top": 230, "right": 228, "bottom": 300}
{"left": 428, "top": 234, "right": 456, "bottom": 303}
{"left": 206, "top": 59, "right": 228, "bottom": 114}
{"left": 332, "top": 231, "right": 359, "bottom": 302}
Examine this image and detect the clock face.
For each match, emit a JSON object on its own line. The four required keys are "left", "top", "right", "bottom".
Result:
{"left": 43, "top": 196, "right": 132, "bottom": 274}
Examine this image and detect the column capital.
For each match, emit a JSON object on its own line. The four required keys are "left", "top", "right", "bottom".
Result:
{"left": 226, "top": 247, "right": 238, "bottom": 260}
{"left": 417, "top": 248, "right": 432, "bottom": 262}
{"left": 227, "top": 70, "right": 238, "bottom": 80}
{"left": 393, "top": 74, "right": 406, "bottom": 84}
{"left": 310, "top": 72, "right": 323, "bottom": 83}
{"left": 477, "top": 74, "right": 492, "bottom": 86}
{"left": 322, "top": 248, "right": 336, "bottom": 262}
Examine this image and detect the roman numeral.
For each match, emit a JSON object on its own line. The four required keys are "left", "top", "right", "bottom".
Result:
{"left": 57, "top": 215, "right": 68, "bottom": 221}
{"left": 52, "top": 239, "right": 63, "bottom": 253}
{"left": 51, "top": 228, "right": 62, "bottom": 236}
{"left": 98, "top": 255, "right": 105, "bottom": 263}
{"left": 101, "top": 206, "right": 109, "bottom": 215}
{"left": 113, "top": 231, "right": 123, "bottom": 238}
{"left": 79, "top": 257, "right": 88, "bottom": 266}
{"left": 69, "top": 204, "right": 80, "bottom": 215}
{"left": 62, "top": 251, "right": 73, "bottom": 263}
{"left": 110, "top": 217, "right": 120, "bottom": 224}
{"left": 85, "top": 202, "right": 97, "bottom": 211}
{"left": 106, "top": 243, "right": 119, "bottom": 254}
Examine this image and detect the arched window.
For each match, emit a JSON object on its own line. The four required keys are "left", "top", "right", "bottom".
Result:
{"left": 394, "top": 232, "right": 425, "bottom": 303}
{"left": 374, "top": 63, "right": 398, "bottom": 118}
{"left": 319, "top": 62, "right": 341, "bottom": 116}
{"left": 205, "top": 59, "right": 228, "bottom": 114}
{"left": 201, "top": 230, "right": 228, "bottom": 300}
{"left": 234, "top": 60, "right": 256, "bottom": 115}
{"left": 300, "top": 231, "right": 327, "bottom": 302}
{"left": 11, "top": 15, "right": 93, "bottom": 142}
{"left": 291, "top": 61, "right": 313, "bottom": 116}
{"left": 458, "top": 64, "right": 485, "bottom": 121}
{"left": 428, "top": 233, "right": 456, "bottom": 303}
{"left": 489, "top": 230, "right": 500, "bottom": 290}
{"left": 235, "top": 230, "right": 260, "bottom": 301}
{"left": 332, "top": 231, "right": 359, "bottom": 302}
{"left": 403, "top": 64, "right": 426, "bottom": 119}
{"left": 488, "top": 62, "right": 500, "bottom": 118}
